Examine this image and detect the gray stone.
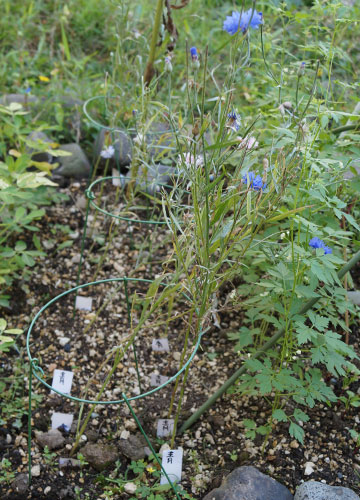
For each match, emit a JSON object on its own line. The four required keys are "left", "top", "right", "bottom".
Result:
{"left": 0, "top": 93, "right": 39, "bottom": 106}
{"left": 26, "top": 131, "right": 53, "bottom": 164}
{"left": 51, "top": 94, "right": 83, "bottom": 109}
{"left": 344, "top": 161, "right": 360, "bottom": 180}
{"left": 81, "top": 442, "right": 118, "bottom": 471}
{"left": 143, "top": 122, "right": 174, "bottom": 160}
{"left": 348, "top": 291, "right": 360, "bottom": 306}
{"left": 126, "top": 163, "right": 176, "bottom": 195}
{"left": 59, "top": 485, "right": 76, "bottom": 499}
{"left": 52, "top": 143, "right": 91, "bottom": 179}
{"left": 35, "top": 429, "right": 65, "bottom": 450}
{"left": 294, "top": 481, "right": 359, "bottom": 500}
{"left": 94, "top": 128, "right": 132, "bottom": 168}
{"left": 202, "top": 466, "right": 293, "bottom": 500}
{"left": 11, "top": 473, "right": 29, "bottom": 494}
{"left": 118, "top": 434, "right": 146, "bottom": 461}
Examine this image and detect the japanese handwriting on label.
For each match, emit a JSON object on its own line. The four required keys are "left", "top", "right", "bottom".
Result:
{"left": 150, "top": 373, "right": 169, "bottom": 387}
{"left": 157, "top": 419, "right": 174, "bottom": 438}
{"left": 160, "top": 449, "right": 183, "bottom": 485}
{"left": 152, "top": 338, "right": 170, "bottom": 352}
{"left": 51, "top": 369, "right": 74, "bottom": 395}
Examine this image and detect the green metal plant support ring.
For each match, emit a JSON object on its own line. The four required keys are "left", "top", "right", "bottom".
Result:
{"left": 27, "top": 277, "right": 203, "bottom": 405}
{"left": 86, "top": 176, "right": 170, "bottom": 226}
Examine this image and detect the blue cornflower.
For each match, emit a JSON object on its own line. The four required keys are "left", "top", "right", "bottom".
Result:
{"left": 25, "top": 86, "right": 32, "bottom": 94}
{"left": 223, "top": 9, "right": 263, "bottom": 36}
{"left": 309, "top": 237, "right": 332, "bottom": 254}
{"left": 242, "top": 171, "right": 266, "bottom": 191}
{"left": 227, "top": 111, "right": 241, "bottom": 131}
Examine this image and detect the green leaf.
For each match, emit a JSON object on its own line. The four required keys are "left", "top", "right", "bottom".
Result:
{"left": 15, "top": 241, "right": 26, "bottom": 252}
{"left": 293, "top": 408, "right": 309, "bottom": 422}
{"left": 243, "top": 418, "right": 256, "bottom": 429}
{"left": 272, "top": 409, "right": 288, "bottom": 422}
{"left": 289, "top": 422, "right": 304, "bottom": 444}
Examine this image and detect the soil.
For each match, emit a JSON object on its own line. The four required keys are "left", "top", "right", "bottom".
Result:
{"left": 0, "top": 179, "right": 359, "bottom": 499}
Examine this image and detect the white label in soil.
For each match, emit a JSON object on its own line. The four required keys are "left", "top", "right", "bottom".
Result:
{"left": 51, "top": 369, "right": 74, "bottom": 395}
{"left": 150, "top": 373, "right": 169, "bottom": 387}
{"left": 160, "top": 449, "right": 183, "bottom": 485}
{"left": 75, "top": 296, "right": 93, "bottom": 311}
{"left": 152, "top": 338, "right": 170, "bottom": 352}
{"left": 112, "top": 169, "right": 126, "bottom": 187}
{"left": 157, "top": 419, "right": 174, "bottom": 438}
{"left": 51, "top": 412, "right": 74, "bottom": 432}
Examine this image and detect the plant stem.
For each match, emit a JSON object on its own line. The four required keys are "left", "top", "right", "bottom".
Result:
{"left": 144, "top": 0, "right": 163, "bottom": 86}
{"left": 179, "top": 248, "right": 360, "bottom": 433}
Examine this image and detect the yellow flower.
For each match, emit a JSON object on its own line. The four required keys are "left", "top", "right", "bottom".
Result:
{"left": 39, "top": 75, "right": 50, "bottom": 82}
{"left": 146, "top": 466, "right": 155, "bottom": 473}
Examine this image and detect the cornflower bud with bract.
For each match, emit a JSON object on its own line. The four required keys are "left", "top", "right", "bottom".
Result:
{"left": 298, "top": 61, "right": 306, "bottom": 77}
{"left": 164, "top": 55, "right": 173, "bottom": 72}
{"left": 190, "top": 46, "right": 200, "bottom": 69}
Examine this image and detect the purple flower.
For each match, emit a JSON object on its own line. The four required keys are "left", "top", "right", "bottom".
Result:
{"left": 227, "top": 111, "right": 241, "bottom": 131}
{"left": 309, "top": 237, "right": 332, "bottom": 254}
{"left": 190, "top": 47, "right": 198, "bottom": 61}
{"left": 242, "top": 171, "right": 266, "bottom": 191}
{"left": 223, "top": 9, "right": 263, "bottom": 36}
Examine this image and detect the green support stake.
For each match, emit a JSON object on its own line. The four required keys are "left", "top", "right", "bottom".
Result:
{"left": 121, "top": 393, "right": 182, "bottom": 500}
{"left": 123, "top": 277, "right": 142, "bottom": 394}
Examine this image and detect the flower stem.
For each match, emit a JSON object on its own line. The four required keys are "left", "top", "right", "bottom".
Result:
{"left": 144, "top": 0, "right": 164, "bottom": 86}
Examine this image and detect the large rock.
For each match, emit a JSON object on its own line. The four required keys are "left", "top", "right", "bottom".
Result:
{"left": 126, "top": 163, "right": 176, "bottom": 194}
{"left": 143, "top": 122, "right": 174, "bottom": 160}
{"left": 35, "top": 429, "right": 65, "bottom": 450}
{"left": 348, "top": 291, "right": 360, "bottom": 306}
{"left": 203, "top": 466, "right": 293, "bottom": 500}
{"left": 294, "top": 481, "right": 359, "bottom": 500}
{"left": 52, "top": 143, "right": 91, "bottom": 179}
{"left": 118, "top": 434, "right": 146, "bottom": 461}
{"left": 25, "top": 131, "right": 53, "bottom": 163}
{"left": 94, "top": 128, "right": 132, "bottom": 169}
{"left": 82, "top": 442, "right": 118, "bottom": 471}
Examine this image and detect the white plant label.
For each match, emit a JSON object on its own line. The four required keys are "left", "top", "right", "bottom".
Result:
{"left": 75, "top": 296, "right": 93, "bottom": 311}
{"left": 51, "top": 369, "right": 74, "bottom": 395}
{"left": 51, "top": 412, "right": 74, "bottom": 432}
{"left": 112, "top": 169, "right": 126, "bottom": 187}
{"left": 160, "top": 449, "right": 183, "bottom": 485}
{"left": 157, "top": 419, "right": 174, "bottom": 438}
{"left": 150, "top": 373, "right": 169, "bottom": 387}
{"left": 152, "top": 338, "right": 170, "bottom": 352}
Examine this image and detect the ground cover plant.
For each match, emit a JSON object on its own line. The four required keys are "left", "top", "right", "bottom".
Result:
{"left": 1, "top": 0, "right": 360, "bottom": 499}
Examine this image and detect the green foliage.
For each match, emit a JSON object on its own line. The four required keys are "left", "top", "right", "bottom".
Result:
{"left": 0, "top": 458, "right": 15, "bottom": 484}
{"left": 0, "top": 318, "right": 22, "bottom": 352}
{"left": 0, "top": 101, "right": 60, "bottom": 307}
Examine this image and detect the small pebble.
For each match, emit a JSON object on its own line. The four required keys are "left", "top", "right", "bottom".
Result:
{"left": 31, "top": 465, "right": 41, "bottom": 477}
{"left": 64, "top": 344, "right": 71, "bottom": 352}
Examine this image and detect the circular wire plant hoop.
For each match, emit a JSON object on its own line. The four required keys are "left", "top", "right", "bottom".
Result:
{"left": 85, "top": 176, "right": 171, "bottom": 226}
{"left": 27, "top": 277, "right": 203, "bottom": 497}
{"left": 27, "top": 277, "right": 203, "bottom": 405}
